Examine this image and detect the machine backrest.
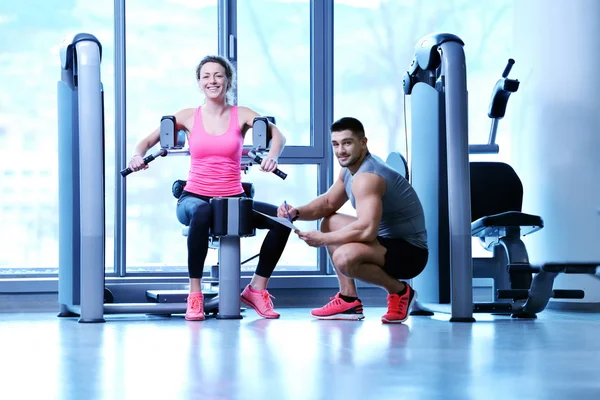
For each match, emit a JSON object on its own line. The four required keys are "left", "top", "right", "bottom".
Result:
{"left": 241, "top": 182, "right": 255, "bottom": 198}
{"left": 385, "top": 152, "right": 409, "bottom": 180}
{"left": 470, "top": 162, "right": 523, "bottom": 222}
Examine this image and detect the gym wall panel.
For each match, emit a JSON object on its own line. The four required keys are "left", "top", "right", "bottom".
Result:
{"left": 511, "top": 0, "right": 600, "bottom": 303}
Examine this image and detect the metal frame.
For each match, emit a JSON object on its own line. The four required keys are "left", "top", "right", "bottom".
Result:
{"left": 405, "top": 34, "right": 474, "bottom": 322}
{"left": 218, "top": 0, "right": 237, "bottom": 102}
{"left": 311, "top": 0, "right": 335, "bottom": 273}
{"left": 114, "top": 0, "right": 126, "bottom": 277}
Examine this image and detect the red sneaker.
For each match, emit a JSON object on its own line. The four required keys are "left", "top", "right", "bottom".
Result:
{"left": 241, "top": 285, "right": 280, "bottom": 319}
{"left": 185, "top": 292, "right": 205, "bottom": 321}
{"left": 310, "top": 293, "right": 364, "bottom": 320}
{"left": 382, "top": 283, "right": 416, "bottom": 324}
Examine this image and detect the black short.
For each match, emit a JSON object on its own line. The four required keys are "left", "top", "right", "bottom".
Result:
{"left": 376, "top": 237, "right": 428, "bottom": 280}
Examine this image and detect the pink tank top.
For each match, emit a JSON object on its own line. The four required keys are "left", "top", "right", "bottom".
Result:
{"left": 185, "top": 106, "right": 244, "bottom": 197}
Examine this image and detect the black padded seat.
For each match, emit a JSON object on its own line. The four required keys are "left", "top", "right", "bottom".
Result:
{"left": 470, "top": 162, "right": 544, "bottom": 238}
{"left": 180, "top": 182, "right": 255, "bottom": 239}
{"left": 471, "top": 211, "right": 544, "bottom": 237}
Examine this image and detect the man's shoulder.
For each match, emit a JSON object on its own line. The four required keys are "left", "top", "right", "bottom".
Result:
{"left": 351, "top": 171, "right": 385, "bottom": 195}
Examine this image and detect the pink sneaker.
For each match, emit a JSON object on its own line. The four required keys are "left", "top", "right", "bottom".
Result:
{"left": 310, "top": 293, "right": 364, "bottom": 320}
{"left": 381, "top": 283, "right": 416, "bottom": 324}
{"left": 185, "top": 292, "right": 205, "bottom": 321}
{"left": 241, "top": 285, "right": 280, "bottom": 319}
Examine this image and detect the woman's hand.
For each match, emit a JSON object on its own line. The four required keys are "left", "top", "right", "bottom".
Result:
{"left": 260, "top": 156, "right": 278, "bottom": 173}
{"left": 128, "top": 155, "right": 148, "bottom": 172}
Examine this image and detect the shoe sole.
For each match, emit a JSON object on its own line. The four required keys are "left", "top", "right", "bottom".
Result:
{"left": 240, "top": 296, "right": 281, "bottom": 319}
{"left": 185, "top": 315, "right": 205, "bottom": 321}
{"left": 311, "top": 313, "right": 365, "bottom": 321}
{"left": 381, "top": 291, "right": 418, "bottom": 324}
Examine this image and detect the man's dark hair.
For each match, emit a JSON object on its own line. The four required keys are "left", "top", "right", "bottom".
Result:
{"left": 330, "top": 117, "right": 365, "bottom": 138}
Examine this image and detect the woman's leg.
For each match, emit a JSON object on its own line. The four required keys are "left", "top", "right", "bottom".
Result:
{"left": 176, "top": 193, "right": 212, "bottom": 292}
{"left": 240, "top": 200, "right": 291, "bottom": 319}
{"left": 248, "top": 200, "right": 292, "bottom": 289}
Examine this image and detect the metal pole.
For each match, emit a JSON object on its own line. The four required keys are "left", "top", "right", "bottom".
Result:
{"left": 114, "top": 0, "right": 127, "bottom": 277}
{"left": 76, "top": 40, "right": 106, "bottom": 323}
{"left": 439, "top": 41, "right": 475, "bottom": 322}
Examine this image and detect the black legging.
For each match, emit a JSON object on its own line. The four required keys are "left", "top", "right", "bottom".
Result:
{"left": 176, "top": 191, "right": 291, "bottom": 279}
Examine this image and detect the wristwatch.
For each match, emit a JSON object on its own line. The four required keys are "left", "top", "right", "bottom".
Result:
{"left": 292, "top": 210, "right": 300, "bottom": 222}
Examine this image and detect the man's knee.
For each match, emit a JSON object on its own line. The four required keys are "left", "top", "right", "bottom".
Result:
{"left": 331, "top": 248, "right": 356, "bottom": 277}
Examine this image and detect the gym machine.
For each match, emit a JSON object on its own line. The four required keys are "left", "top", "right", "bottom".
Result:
{"left": 125, "top": 114, "right": 284, "bottom": 318}
{"left": 402, "top": 32, "right": 598, "bottom": 320}
{"left": 57, "top": 33, "right": 285, "bottom": 322}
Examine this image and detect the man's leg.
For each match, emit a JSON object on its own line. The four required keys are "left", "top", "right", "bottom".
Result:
{"left": 316, "top": 213, "right": 415, "bottom": 324}
{"left": 321, "top": 214, "right": 404, "bottom": 294}
{"left": 320, "top": 214, "right": 359, "bottom": 297}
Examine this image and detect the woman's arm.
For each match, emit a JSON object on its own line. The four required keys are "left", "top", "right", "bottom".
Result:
{"left": 238, "top": 106, "right": 286, "bottom": 172}
{"left": 128, "top": 108, "right": 195, "bottom": 172}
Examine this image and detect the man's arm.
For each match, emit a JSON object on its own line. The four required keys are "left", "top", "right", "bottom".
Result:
{"left": 320, "top": 172, "right": 384, "bottom": 245}
{"left": 294, "top": 170, "right": 349, "bottom": 221}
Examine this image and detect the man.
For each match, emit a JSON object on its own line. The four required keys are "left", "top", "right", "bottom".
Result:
{"left": 278, "top": 117, "right": 428, "bottom": 323}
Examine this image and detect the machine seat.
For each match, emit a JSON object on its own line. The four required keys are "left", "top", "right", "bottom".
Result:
{"left": 181, "top": 182, "right": 255, "bottom": 241}
{"left": 471, "top": 211, "right": 544, "bottom": 238}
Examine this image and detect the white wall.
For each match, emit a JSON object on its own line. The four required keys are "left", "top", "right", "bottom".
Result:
{"left": 511, "top": 0, "right": 600, "bottom": 302}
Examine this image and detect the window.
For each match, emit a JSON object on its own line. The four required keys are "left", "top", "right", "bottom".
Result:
{"left": 0, "top": 0, "right": 114, "bottom": 274}
{"left": 237, "top": 0, "right": 311, "bottom": 147}
{"left": 238, "top": 164, "right": 319, "bottom": 272}
{"left": 125, "top": 0, "right": 219, "bottom": 270}
{"left": 333, "top": 0, "right": 514, "bottom": 257}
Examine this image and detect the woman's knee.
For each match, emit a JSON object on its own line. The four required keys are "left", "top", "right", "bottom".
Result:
{"left": 189, "top": 201, "right": 212, "bottom": 228}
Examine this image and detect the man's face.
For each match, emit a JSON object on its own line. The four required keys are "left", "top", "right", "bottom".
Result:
{"left": 331, "top": 129, "right": 366, "bottom": 168}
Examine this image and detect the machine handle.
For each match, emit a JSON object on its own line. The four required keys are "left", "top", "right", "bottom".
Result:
{"left": 120, "top": 149, "right": 167, "bottom": 177}
{"left": 502, "top": 58, "right": 515, "bottom": 78}
{"left": 272, "top": 168, "right": 288, "bottom": 180}
{"left": 488, "top": 59, "right": 520, "bottom": 119}
{"left": 248, "top": 150, "right": 287, "bottom": 180}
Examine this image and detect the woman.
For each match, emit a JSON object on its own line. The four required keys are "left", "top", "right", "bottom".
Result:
{"left": 128, "top": 55, "right": 291, "bottom": 321}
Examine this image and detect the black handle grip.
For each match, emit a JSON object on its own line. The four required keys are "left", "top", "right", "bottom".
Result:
{"left": 248, "top": 151, "right": 287, "bottom": 180}
{"left": 120, "top": 150, "right": 166, "bottom": 177}
{"left": 120, "top": 167, "right": 133, "bottom": 177}
{"left": 273, "top": 168, "right": 287, "bottom": 180}
{"left": 502, "top": 58, "right": 515, "bottom": 78}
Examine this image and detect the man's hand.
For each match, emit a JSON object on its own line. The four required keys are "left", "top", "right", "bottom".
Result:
{"left": 296, "top": 230, "right": 327, "bottom": 247}
{"left": 277, "top": 202, "right": 298, "bottom": 220}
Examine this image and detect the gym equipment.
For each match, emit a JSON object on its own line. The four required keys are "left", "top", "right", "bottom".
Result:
{"left": 470, "top": 162, "right": 598, "bottom": 317}
{"left": 119, "top": 115, "right": 286, "bottom": 179}
{"left": 58, "top": 33, "right": 107, "bottom": 322}
{"left": 153, "top": 181, "right": 258, "bottom": 316}
{"left": 143, "top": 116, "right": 283, "bottom": 318}
{"left": 57, "top": 33, "right": 285, "bottom": 322}
{"left": 403, "top": 32, "right": 599, "bottom": 320}
{"left": 403, "top": 33, "right": 474, "bottom": 322}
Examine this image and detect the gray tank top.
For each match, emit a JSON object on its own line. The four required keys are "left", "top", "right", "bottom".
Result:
{"left": 342, "top": 153, "right": 428, "bottom": 249}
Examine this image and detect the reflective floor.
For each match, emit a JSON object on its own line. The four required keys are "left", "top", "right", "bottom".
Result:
{"left": 1, "top": 308, "right": 599, "bottom": 400}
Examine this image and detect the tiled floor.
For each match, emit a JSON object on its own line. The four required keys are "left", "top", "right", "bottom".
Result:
{"left": 1, "top": 308, "right": 599, "bottom": 400}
